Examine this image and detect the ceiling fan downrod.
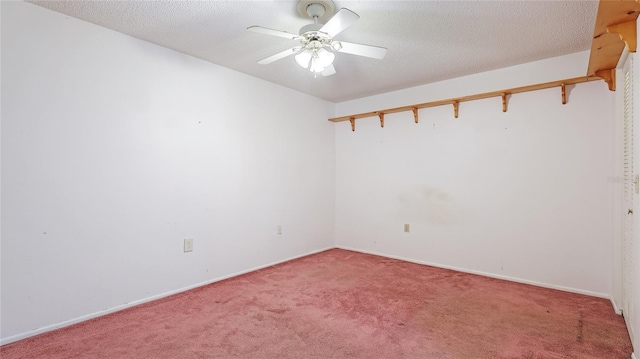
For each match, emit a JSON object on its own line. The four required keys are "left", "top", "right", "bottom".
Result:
{"left": 306, "top": 3, "right": 326, "bottom": 24}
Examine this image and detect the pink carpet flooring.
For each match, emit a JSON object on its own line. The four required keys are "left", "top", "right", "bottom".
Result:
{"left": 1, "top": 249, "right": 633, "bottom": 358}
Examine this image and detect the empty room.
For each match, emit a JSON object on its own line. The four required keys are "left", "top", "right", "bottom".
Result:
{"left": 2, "top": 0, "right": 640, "bottom": 358}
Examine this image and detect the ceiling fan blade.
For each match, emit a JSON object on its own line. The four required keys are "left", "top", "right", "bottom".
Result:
{"left": 322, "top": 64, "right": 336, "bottom": 77}
{"left": 247, "top": 26, "right": 301, "bottom": 40}
{"left": 319, "top": 8, "right": 359, "bottom": 38}
{"left": 335, "top": 41, "right": 387, "bottom": 60}
{"left": 257, "top": 47, "right": 301, "bottom": 65}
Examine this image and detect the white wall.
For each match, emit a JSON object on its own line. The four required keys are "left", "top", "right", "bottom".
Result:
{"left": 0, "top": 0, "right": 626, "bottom": 347}
{"left": 334, "top": 52, "right": 615, "bottom": 297}
{"left": 1, "top": 1, "right": 335, "bottom": 343}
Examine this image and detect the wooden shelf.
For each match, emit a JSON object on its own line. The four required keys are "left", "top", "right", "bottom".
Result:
{"left": 329, "top": 76, "right": 602, "bottom": 125}
{"left": 587, "top": 0, "right": 640, "bottom": 79}
{"left": 329, "top": 0, "right": 639, "bottom": 128}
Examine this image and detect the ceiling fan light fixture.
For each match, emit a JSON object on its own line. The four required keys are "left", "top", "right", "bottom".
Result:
{"left": 316, "top": 48, "right": 335, "bottom": 68}
{"left": 309, "top": 58, "right": 325, "bottom": 73}
{"left": 295, "top": 49, "right": 313, "bottom": 68}
{"left": 296, "top": 47, "right": 334, "bottom": 73}
{"left": 250, "top": 1, "right": 386, "bottom": 78}
{"left": 308, "top": 48, "right": 335, "bottom": 73}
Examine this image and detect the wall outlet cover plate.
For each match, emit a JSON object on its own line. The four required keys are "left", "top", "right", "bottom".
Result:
{"left": 184, "top": 238, "right": 194, "bottom": 252}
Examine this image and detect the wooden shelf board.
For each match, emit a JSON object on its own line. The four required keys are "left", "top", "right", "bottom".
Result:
{"left": 329, "top": 76, "right": 602, "bottom": 123}
{"left": 587, "top": 0, "right": 640, "bottom": 76}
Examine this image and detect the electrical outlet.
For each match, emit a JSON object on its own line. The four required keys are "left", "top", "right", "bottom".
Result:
{"left": 276, "top": 225, "right": 282, "bottom": 235}
{"left": 184, "top": 238, "right": 193, "bottom": 252}
{"left": 404, "top": 224, "right": 410, "bottom": 233}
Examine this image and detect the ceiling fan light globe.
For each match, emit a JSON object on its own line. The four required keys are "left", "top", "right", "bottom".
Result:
{"left": 316, "top": 48, "right": 335, "bottom": 68}
{"left": 309, "top": 57, "right": 325, "bottom": 73}
{"left": 295, "top": 50, "right": 312, "bottom": 68}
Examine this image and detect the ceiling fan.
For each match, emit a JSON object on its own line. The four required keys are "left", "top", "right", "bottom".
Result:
{"left": 247, "top": 0, "right": 387, "bottom": 77}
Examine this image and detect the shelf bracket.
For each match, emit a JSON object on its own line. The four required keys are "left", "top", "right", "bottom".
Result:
{"left": 378, "top": 112, "right": 384, "bottom": 128}
{"left": 595, "top": 68, "right": 616, "bottom": 91}
{"left": 501, "top": 92, "right": 508, "bottom": 112}
{"left": 328, "top": 76, "right": 601, "bottom": 124}
{"left": 606, "top": 20, "right": 637, "bottom": 53}
{"left": 349, "top": 117, "right": 355, "bottom": 132}
{"left": 561, "top": 82, "right": 567, "bottom": 105}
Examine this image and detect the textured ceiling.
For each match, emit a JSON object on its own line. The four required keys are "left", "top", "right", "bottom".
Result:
{"left": 28, "top": 0, "right": 598, "bottom": 103}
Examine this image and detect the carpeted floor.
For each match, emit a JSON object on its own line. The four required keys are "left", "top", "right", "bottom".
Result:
{"left": 1, "top": 249, "right": 633, "bottom": 358}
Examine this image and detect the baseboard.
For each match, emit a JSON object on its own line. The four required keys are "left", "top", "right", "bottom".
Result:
{"left": 2, "top": 244, "right": 615, "bottom": 346}
{"left": 627, "top": 320, "right": 636, "bottom": 352}
{"left": 611, "top": 295, "right": 623, "bottom": 315}
{"left": 631, "top": 352, "right": 636, "bottom": 359}
{"left": 336, "top": 245, "right": 611, "bottom": 299}
{"left": 0, "top": 245, "right": 334, "bottom": 346}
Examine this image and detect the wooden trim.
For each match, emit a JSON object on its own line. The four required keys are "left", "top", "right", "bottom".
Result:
{"left": 329, "top": 76, "right": 603, "bottom": 123}
{"left": 607, "top": 20, "right": 637, "bottom": 53}
{"left": 587, "top": 1, "right": 640, "bottom": 77}
{"left": 501, "top": 92, "right": 508, "bottom": 112}
{"left": 595, "top": 68, "right": 616, "bottom": 91}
